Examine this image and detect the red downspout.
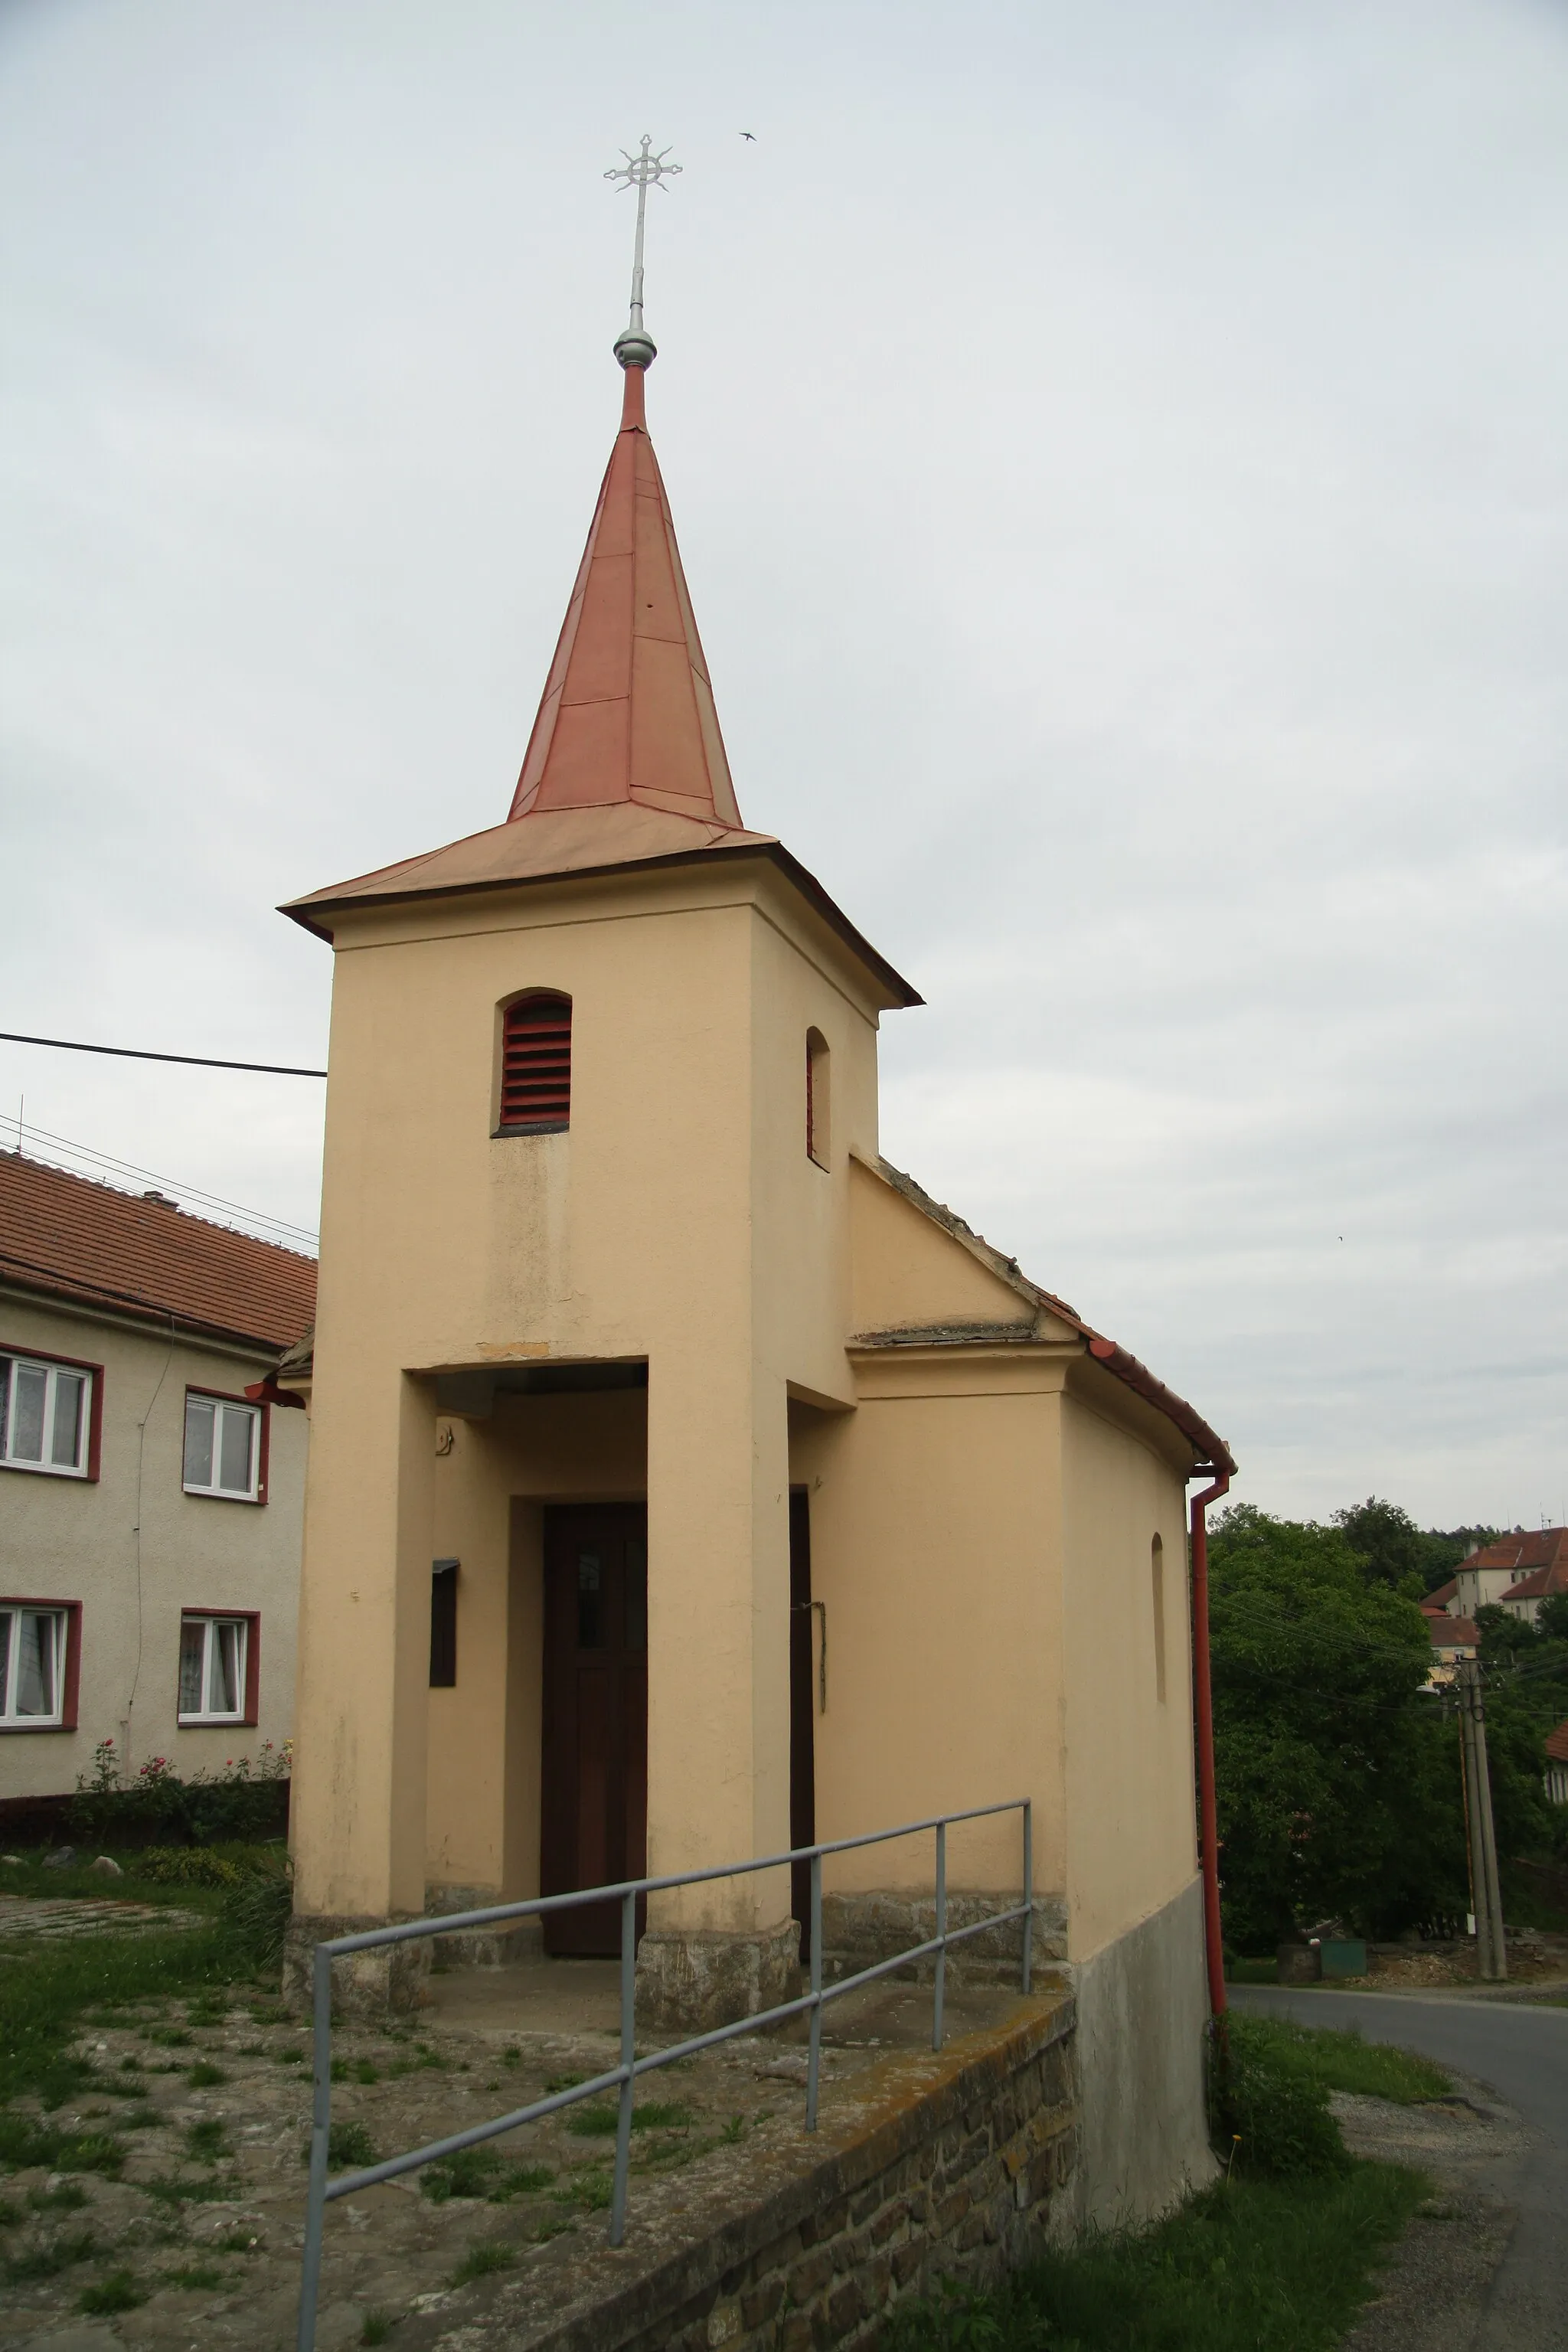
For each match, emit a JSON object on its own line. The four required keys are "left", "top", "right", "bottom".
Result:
{"left": 1190, "top": 1468, "right": 1230, "bottom": 2017}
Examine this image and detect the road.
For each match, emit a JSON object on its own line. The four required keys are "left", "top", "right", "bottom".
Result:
{"left": 1234, "top": 1986, "right": 1568, "bottom": 2350}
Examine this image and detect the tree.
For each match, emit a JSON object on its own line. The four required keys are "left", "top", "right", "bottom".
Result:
{"left": 1332, "top": 1498, "right": 1498, "bottom": 1596}
{"left": 1209, "top": 1505, "right": 1467, "bottom": 1950}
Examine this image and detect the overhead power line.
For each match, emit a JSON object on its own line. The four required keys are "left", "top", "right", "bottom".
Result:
{"left": 0, "top": 1030, "right": 326, "bottom": 1078}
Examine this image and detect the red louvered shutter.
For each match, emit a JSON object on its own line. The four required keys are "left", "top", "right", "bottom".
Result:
{"left": 498, "top": 995, "right": 572, "bottom": 1132}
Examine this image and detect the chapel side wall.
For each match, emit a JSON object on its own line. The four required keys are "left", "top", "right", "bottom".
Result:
{"left": 423, "top": 1390, "right": 645, "bottom": 1903}
{"left": 1058, "top": 1388, "right": 1198, "bottom": 1963}
{"left": 0, "top": 1294, "right": 304, "bottom": 1801}
{"left": 789, "top": 1376, "right": 1067, "bottom": 1901}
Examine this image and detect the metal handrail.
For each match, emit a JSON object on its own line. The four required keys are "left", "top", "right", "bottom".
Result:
{"left": 296, "top": 1798, "right": 1034, "bottom": 2350}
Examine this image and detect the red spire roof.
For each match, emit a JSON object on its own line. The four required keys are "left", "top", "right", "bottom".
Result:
{"left": 510, "top": 367, "right": 740, "bottom": 828}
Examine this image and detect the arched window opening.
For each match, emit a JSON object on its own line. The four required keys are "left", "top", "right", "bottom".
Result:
{"left": 805, "top": 1029, "right": 831, "bottom": 1169}
{"left": 497, "top": 993, "right": 572, "bottom": 1135}
{"left": 1150, "top": 1534, "right": 1168, "bottom": 1706}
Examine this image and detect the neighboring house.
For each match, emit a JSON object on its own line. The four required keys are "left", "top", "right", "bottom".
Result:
{"left": 1546, "top": 1722, "right": 1568, "bottom": 1809}
{"left": 1423, "top": 1607, "right": 1478, "bottom": 1687}
{"left": 0, "top": 1153, "right": 315, "bottom": 1801}
{"left": 276, "top": 328, "right": 1236, "bottom": 2224}
{"left": 1448, "top": 1529, "right": 1568, "bottom": 1622}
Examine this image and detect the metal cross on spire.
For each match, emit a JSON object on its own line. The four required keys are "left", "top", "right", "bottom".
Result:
{"left": 606, "top": 134, "right": 681, "bottom": 369}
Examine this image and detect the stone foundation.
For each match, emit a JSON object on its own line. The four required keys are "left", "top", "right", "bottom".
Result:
{"left": 635, "top": 1917, "right": 801, "bottom": 2034}
{"left": 281, "top": 1912, "right": 433, "bottom": 2021}
{"left": 821, "top": 1888, "right": 1069, "bottom": 1988}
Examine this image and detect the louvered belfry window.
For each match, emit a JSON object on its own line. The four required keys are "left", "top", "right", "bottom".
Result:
{"left": 498, "top": 993, "right": 572, "bottom": 1133}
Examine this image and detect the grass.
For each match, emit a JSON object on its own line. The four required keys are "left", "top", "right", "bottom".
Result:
{"left": 564, "top": 2098, "right": 693, "bottom": 2138}
{"left": 168, "top": 2259, "right": 226, "bottom": 2289}
{"left": 184, "top": 2117, "right": 230, "bottom": 2161}
{"left": 420, "top": 2147, "right": 555, "bottom": 2203}
{"left": 890, "top": 2167, "right": 1430, "bottom": 2352}
{"left": 0, "top": 1921, "right": 244, "bottom": 2115}
{"left": 1227, "top": 1957, "right": 1283, "bottom": 1985}
{"left": 451, "top": 2239, "right": 516, "bottom": 2285}
{"left": 361, "top": 2312, "right": 394, "bottom": 2345}
{"left": 1228, "top": 2016, "right": 1452, "bottom": 2107}
{"left": 80, "top": 2267, "right": 147, "bottom": 2314}
{"left": 0, "top": 2114, "right": 126, "bottom": 2176}
{"left": 299, "top": 2120, "right": 378, "bottom": 2170}
{"left": 2, "top": 2228, "right": 99, "bottom": 2284}
{"left": 186, "top": 2060, "right": 229, "bottom": 2087}
{"left": 28, "top": 2180, "right": 90, "bottom": 2212}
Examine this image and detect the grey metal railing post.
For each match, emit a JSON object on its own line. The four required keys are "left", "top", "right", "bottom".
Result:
{"left": 295, "top": 1943, "right": 332, "bottom": 2352}
{"left": 805, "top": 1851, "right": 823, "bottom": 2132}
{"left": 1021, "top": 1799, "right": 1033, "bottom": 1995}
{"left": 610, "top": 1887, "right": 636, "bottom": 2246}
{"left": 932, "top": 1819, "right": 947, "bottom": 2051}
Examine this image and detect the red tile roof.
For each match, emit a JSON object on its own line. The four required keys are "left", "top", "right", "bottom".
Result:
{"left": 1430, "top": 1617, "right": 1480, "bottom": 1648}
{"left": 1546, "top": 1720, "right": 1568, "bottom": 1766}
{"left": 0, "top": 1152, "right": 316, "bottom": 1354}
{"left": 1494, "top": 1560, "right": 1568, "bottom": 1603}
{"left": 1426, "top": 1579, "right": 1457, "bottom": 1609}
{"left": 1461, "top": 1530, "right": 1568, "bottom": 1578}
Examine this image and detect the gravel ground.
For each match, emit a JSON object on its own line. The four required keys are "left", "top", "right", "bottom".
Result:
{"left": 1334, "top": 2074, "right": 1530, "bottom": 2352}
{"left": 0, "top": 1970, "right": 994, "bottom": 2350}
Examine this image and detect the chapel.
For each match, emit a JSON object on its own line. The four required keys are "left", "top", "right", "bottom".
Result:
{"left": 280, "top": 279, "right": 1235, "bottom": 2222}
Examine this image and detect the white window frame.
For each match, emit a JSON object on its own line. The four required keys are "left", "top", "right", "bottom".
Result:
{"left": 182, "top": 1391, "right": 262, "bottom": 1503}
{"left": 0, "top": 1605, "right": 69, "bottom": 1726}
{"left": 0, "top": 1354, "right": 92, "bottom": 1478}
{"left": 178, "top": 1614, "right": 250, "bottom": 1725}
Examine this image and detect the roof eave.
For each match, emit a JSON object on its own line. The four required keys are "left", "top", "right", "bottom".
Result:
{"left": 280, "top": 840, "right": 923, "bottom": 1011}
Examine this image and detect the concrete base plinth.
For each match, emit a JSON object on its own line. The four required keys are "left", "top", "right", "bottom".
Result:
{"left": 634, "top": 1917, "right": 799, "bottom": 2034}
{"left": 425, "top": 1884, "right": 544, "bottom": 1971}
{"left": 281, "top": 1913, "right": 433, "bottom": 2021}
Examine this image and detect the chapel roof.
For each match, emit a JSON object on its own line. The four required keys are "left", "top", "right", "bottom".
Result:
{"left": 279, "top": 364, "right": 920, "bottom": 1008}
{"left": 0, "top": 1152, "right": 317, "bottom": 1354}
{"left": 854, "top": 1157, "right": 1237, "bottom": 1475}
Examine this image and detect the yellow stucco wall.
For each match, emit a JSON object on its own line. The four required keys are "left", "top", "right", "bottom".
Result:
{"left": 290, "top": 851, "right": 1209, "bottom": 1978}
{"left": 1060, "top": 1378, "right": 1199, "bottom": 1962}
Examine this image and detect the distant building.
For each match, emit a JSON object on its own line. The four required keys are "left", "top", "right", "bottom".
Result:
{"left": 0, "top": 1154, "right": 315, "bottom": 1802}
{"left": 1546, "top": 1721, "right": 1568, "bottom": 1809}
{"left": 1446, "top": 1530, "right": 1568, "bottom": 1625}
{"left": 1422, "top": 1607, "right": 1479, "bottom": 1688}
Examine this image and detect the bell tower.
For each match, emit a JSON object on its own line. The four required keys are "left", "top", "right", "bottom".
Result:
{"left": 280, "top": 153, "right": 919, "bottom": 2023}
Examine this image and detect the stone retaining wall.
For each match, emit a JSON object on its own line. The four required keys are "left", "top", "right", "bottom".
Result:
{"left": 394, "top": 1992, "right": 1078, "bottom": 2352}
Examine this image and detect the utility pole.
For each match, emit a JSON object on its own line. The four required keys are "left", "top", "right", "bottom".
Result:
{"left": 1456, "top": 1660, "right": 1508, "bottom": 1981}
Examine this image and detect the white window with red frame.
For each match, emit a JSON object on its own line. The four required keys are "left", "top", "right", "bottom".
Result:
{"left": 178, "top": 1612, "right": 258, "bottom": 1726}
{"left": 0, "top": 1351, "right": 95, "bottom": 1477}
{"left": 0, "top": 1602, "right": 80, "bottom": 1729}
{"left": 182, "top": 1390, "right": 266, "bottom": 1503}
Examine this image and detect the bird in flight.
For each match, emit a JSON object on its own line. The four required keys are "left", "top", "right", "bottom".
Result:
{"left": 740, "top": 130, "right": 756, "bottom": 140}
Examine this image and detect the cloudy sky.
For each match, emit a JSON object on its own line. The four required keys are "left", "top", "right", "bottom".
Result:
{"left": 2, "top": 0, "right": 1564, "bottom": 1528}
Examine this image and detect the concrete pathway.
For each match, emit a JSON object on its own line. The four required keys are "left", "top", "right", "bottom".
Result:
{"left": 1234, "top": 1984, "right": 1568, "bottom": 2351}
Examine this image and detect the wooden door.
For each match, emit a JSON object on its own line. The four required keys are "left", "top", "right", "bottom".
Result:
{"left": 789, "top": 1489, "right": 817, "bottom": 1958}
{"left": 541, "top": 1504, "right": 648, "bottom": 1957}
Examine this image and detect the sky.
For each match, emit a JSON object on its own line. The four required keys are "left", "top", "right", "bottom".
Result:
{"left": 2, "top": 0, "right": 1565, "bottom": 1529}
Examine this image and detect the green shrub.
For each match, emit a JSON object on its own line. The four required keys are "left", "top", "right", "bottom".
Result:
{"left": 300, "top": 2121, "right": 377, "bottom": 2170}
{"left": 1210, "top": 2016, "right": 1350, "bottom": 2180}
